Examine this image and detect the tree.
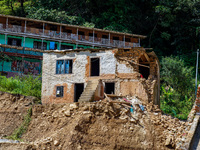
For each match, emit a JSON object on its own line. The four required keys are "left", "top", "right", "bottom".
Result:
{"left": 161, "top": 56, "right": 194, "bottom": 96}
{"left": 160, "top": 56, "right": 195, "bottom": 119}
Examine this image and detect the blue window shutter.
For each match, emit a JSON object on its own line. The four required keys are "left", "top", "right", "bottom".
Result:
{"left": 56, "top": 60, "right": 64, "bottom": 74}
{"left": 65, "top": 60, "right": 69, "bottom": 74}
{"left": 56, "top": 60, "right": 59, "bottom": 74}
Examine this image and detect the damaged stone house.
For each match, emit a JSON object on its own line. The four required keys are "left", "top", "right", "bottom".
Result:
{"left": 42, "top": 47, "right": 160, "bottom": 106}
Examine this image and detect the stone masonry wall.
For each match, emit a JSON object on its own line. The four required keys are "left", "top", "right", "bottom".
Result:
{"left": 42, "top": 49, "right": 158, "bottom": 104}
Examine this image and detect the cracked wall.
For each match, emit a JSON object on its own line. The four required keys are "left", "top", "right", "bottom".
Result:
{"left": 42, "top": 48, "right": 160, "bottom": 105}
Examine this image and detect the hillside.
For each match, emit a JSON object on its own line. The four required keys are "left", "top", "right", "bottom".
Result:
{"left": 0, "top": 92, "right": 195, "bottom": 150}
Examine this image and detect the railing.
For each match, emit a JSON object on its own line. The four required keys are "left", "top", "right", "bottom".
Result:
{"left": 4, "top": 47, "right": 43, "bottom": 56}
{"left": 0, "top": 23, "right": 140, "bottom": 48}
{"left": 1, "top": 45, "right": 43, "bottom": 56}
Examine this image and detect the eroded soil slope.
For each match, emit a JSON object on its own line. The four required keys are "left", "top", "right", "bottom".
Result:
{"left": 0, "top": 92, "right": 33, "bottom": 138}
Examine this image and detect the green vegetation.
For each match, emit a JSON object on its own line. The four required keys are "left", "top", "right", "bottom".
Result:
{"left": 0, "top": 75, "right": 41, "bottom": 99}
{"left": 7, "top": 107, "right": 32, "bottom": 140}
{"left": 160, "top": 57, "right": 195, "bottom": 120}
{"left": 0, "top": 1, "right": 199, "bottom": 119}
{"left": 1, "top": 0, "right": 200, "bottom": 58}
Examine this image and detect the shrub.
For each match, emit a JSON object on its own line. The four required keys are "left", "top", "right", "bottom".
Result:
{"left": 160, "top": 56, "right": 195, "bottom": 120}
{"left": 0, "top": 75, "right": 41, "bottom": 99}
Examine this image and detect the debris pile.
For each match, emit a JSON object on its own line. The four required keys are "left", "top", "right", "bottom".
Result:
{"left": 104, "top": 95, "right": 192, "bottom": 149}
{"left": 0, "top": 92, "right": 193, "bottom": 150}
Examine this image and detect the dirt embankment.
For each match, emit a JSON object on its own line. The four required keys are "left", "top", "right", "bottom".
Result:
{"left": 0, "top": 92, "right": 192, "bottom": 150}
{"left": 0, "top": 92, "right": 34, "bottom": 138}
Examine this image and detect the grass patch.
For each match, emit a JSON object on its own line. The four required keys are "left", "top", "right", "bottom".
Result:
{"left": 0, "top": 75, "right": 41, "bottom": 99}
{"left": 7, "top": 107, "right": 32, "bottom": 141}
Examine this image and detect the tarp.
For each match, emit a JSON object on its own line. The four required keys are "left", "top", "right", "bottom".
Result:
{"left": 50, "top": 42, "right": 55, "bottom": 50}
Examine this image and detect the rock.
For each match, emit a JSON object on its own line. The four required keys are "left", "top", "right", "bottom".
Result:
{"left": 119, "top": 115, "right": 128, "bottom": 120}
{"left": 165, "top": 136, "right": 172, "bottom": 146}
{"left": 52, "top": 111, "right": 58, "bottom": 118}
{"left": 130, "top": 118, "right": 137, "bottom": 124}
{"left": 83, "top": 111, "right": 92, "bottom": 114}
{"left": 82, "top": 105, "right": 89, "bottom": 111}
{"left": 64, "top": 110, "right": 71, "bottom": 117}
{"left": 129, "top": 127, "right": 134, "bottom": 131}
{"left": 42, "top": 112, "right": 46, "bottom": 117}
{"left": 70, "top": 103, "right": 79, "bottom": 110}
{"left": 77, "top": 145, "right": 82, "bottom": 150}
{"left": 54, "top": 140, "right": 60, "bottom": 146}
{"left": 154, "top": 113, "right": 159, "bottom": 116}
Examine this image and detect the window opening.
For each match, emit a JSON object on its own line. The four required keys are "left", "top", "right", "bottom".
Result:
{"left": 139, "top": 58, "right": 150, "bottom": 79}
{"left": 56, "top": 86, "right": 64, "bottom": 97}
{"left": 66, "top": 29, "right": 72, "bottom": 33}
{"left": 105, "top": 83, "right": 115, "bottom": 94}
{"left": 90, "top": 58, "right": 100, "bottom": 76}
{"left": 8, "top": 38, "right": 22, "bottom": 46}
{"left": 61, "top": 45, "right": 73, "bottom": 50}
{"left": 113, "top": 36, "right": 119, "bottom": 40}
{"left": 78, "top": 31, "right": 85, "bottom": 35}
{"left": 89, "top": 33, "right": 97, "bottom": 37}
{"left": 102, "top": 35, "right": 108, "bottom": 39}
{"left": 124, "top": 49, "right": 129, "bottom": 52}
{"left": 74, "top": 83, "right": 84, "bottom": 102}
{"left": 49, "top": 24, "right": 57, "bottom": 31}
{"left": 125, "top": 38, "right": 131, "bottom": 42}
{"left": 34, "top": 41, "right": 47, "bottom": 50}
{"left": 63, "top": 28, "right": 72, "bottom": 33}
{"left": 56, "top": 59, "right": 73, "bottom": 74}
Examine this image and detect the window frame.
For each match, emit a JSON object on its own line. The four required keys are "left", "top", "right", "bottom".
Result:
{"left": 56, "top": 86, "right": 64, "bottom": 97}
{"left": 8, "top": 38, "right": 22, "bottom": 47}
{"left": 56, "top": 59, "right": 73, "bottom": 74}
{"left": 33, "top": 41, "right": 47, "bottom": 50}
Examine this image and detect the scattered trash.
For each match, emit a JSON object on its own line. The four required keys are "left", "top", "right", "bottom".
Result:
{"left": 130, "top": 105, "right": 134, "bottom": 113}
{"left": 0, "top": 139, "right": 20, "bottom": 143}
{"left": 139, "top": 104, "right": 145, "bottom": 111}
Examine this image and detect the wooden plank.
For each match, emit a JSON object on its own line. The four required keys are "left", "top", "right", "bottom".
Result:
{"left": 109, "top": 101, "right": 131, "bottom": 105}
{"left": 144, "top": 53, "right": 150, "bottom": 62}
{"left": 128, "top": 60, "right": 150, "bottom": 68}
{"left": 107, "top": 94, "right": 124, "bottom": 98}
{"left": 104, "top": 93, "right": 112, "bottom": 102}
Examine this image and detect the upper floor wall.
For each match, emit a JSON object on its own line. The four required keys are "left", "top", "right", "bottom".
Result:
{"left": 0, "top": 14, "right": 146, "bottom": 49}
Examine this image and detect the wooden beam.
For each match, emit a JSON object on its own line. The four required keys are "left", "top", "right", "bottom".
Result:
{"left": 144, "top": 53, "right": 150, "bottom": 62}
{"left": 128, "top": 60, "right": 150, "bottom": 68}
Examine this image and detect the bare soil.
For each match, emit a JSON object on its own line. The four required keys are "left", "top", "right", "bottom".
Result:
{"left": 0, "top": 92, "right": 192, "bottom": 150}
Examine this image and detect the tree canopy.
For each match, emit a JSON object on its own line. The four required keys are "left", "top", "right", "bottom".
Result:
{"left": 1, "top": 0, "right": 200, "bottom": 63}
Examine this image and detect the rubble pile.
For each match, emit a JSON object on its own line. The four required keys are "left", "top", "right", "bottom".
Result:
{"left": 145, "top": 102, "right": 191, "bottom": 149}
{"left": 0, "top": 92, "right": 193, "bottom": 150}
{"left": 105, "top": 95, "right": 192, "bottom": 149}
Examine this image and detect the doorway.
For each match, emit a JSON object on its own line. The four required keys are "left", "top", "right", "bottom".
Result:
{"left": 105, "top": 82, "right": 115, "bottom": 94}
{"left": 74, "top": 83, "right": 84, "bottom": 102}
{"left": 90, "top": 58, "right": 100, "bottom": 76}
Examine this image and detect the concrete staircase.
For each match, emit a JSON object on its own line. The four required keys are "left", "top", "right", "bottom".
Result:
{"left": 78, "top": 79, "right": 99, "bottom": 102}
